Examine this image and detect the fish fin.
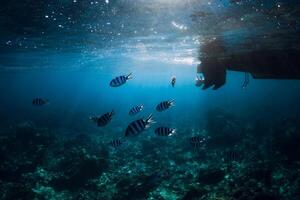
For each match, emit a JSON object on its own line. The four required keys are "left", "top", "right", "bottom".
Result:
{"left": 44, "top": 99, "right": 50, "bottom": 105}
{"left": 126, "top": 73, "right": 133, "bottom": 80}
{"left": 121, "top": 139, "right": 130, "bottom": 148}
{"left": 169, "top": 100, "right": 175, "bottom": 107}
{"left": 146, "top": 114, "right": 156, "bottom": 124}
{"left": 196, "top": 75, "right": 205, "bottom": 81}
{"left": 120, "top": 136, "right": 127, "bottom": 143}
{"left": 170, "top": 129, "right": 176, "bottom": 136}
{"left": 89, "top": 116, "right": 97, "bottom": 122}
{"left": 111, "top": 110, "right": 115, "bottom": 116}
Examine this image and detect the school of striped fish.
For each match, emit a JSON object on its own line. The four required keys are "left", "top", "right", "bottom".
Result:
{"left": 32, "top": 73, "right": 205, "bottom": 149}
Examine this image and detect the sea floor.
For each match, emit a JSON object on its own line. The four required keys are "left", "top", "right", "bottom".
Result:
{"left": 0, "top": 108, "right": 300, "bottom": 200}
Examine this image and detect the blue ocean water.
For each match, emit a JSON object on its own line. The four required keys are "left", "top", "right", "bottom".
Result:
{"left": 1, "top": 0, "right": 300, "bottom": 199}
{"left": 1, "top": 59, "right": 299, "bottom": 132}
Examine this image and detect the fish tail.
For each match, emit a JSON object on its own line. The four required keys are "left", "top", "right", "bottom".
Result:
{"left": 121, "top": 137, "right": 129, "bottom": 146}
{"left": 170, "top": 129, "right": 176, "bottom": 136}
{"left": 111, "top": 110, "right": 115, "bottom": 116}
{"left": 126, "top": 72, "right": 133, "bottom": 80}
{"left": 146, "top": 114, "right": 155, "bottom": 124}
{"left": 89, "top": 116, "right": 97, "bottom": 122}
{"left": 169, "top": 100, "right": 175, "bottom": 107}
{"left": 44, "top": 99, "right": 50, "bottom": 104}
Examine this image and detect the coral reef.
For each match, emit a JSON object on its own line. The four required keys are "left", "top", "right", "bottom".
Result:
{"left": 1, "top": 111, "right": 300, "bottom": 199}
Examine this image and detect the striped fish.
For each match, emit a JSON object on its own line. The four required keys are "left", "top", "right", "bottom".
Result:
{"left": 156, "top": 100, "right": 175, "bottom": 112}
{"left": 129, "top": 105, "right": 144, "bottom": 116}
{"left": 224, "top": 151, "right": 241, "bottom": 163}
{"left": 94, "top": 111, "right": 114, "bottom": 127}
{"left": 32, "top": 98, "right": 48, "bottom": 106}
{"left": 125, "top": 114, "right": 155, "bottom": 137}
{"left": 171, "top": 76, "right": 176, "bottom": 87}
{"left": 195, "top": 75, "right": 205, "bottom": 87}
{"left": 109, "top": 139, "right": 123, "bottom": 148}
{"left": 155, "top": 127, "right": 176, "bottom": 136}
{"left": 110, "top": 73, "right": 132, "bottom": 87}
{"left": 189, "top": 135, "right": 207, "bottom": 148}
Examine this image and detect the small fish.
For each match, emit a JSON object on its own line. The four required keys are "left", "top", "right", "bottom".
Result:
{"left": 32, "top": 98, "right": 48, "bottom": 106}
{"left": 224, "top": 151, "right": 241, "bottom": 163}
{"left": 109, "top": 139, "right": 123, "bottom": 148}
{"left": 189, "top": 135, "right": 206, "bottom": 148}
{"left": 155, "top": 127, "right": 176, "bottom": 136}
{"left": 171, "top": 76, "right": 176, "bottom": 87}
{"left": 129, "top": 105, "right": 144, "bottom": 116}
{"left": 125, "top": 114, "right": 155, "bottom": 136}
{"left": 195, "top": 75, "right": 205, "bottom": 87}
{"left": 90, "top": 111, "right": 114, "bottom": 127}
{"left": 110, "top": 73, "right": 132, "bottom": 87}
{"left": 230, "top": 0, "right": 242, "bottom": 4}
{"left": 156, "top": 100, "right": 175, "bottom": 112}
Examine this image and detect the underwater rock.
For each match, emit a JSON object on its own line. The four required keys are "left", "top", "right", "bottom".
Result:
{"left": 15, "top": 122, "right": 56, "bottom": 150}
{"left": 182, "top": 187, "right": 207, "bottom": 200}
{"left": 197, "top": 168, "right": 225, "bottom": 185}
{"left": 52, "top": 159, "right": 103, "bottom": 190}
{"left": 232, "top": 188, "right": 246, "bottom": 199}
{"left": 242, "top": 162, "right": 273, "bottom": 188}
{"left": 0, "top": 125, "right": 56, "bottom": 184}
{"left": 51, "top": 149, "right": 108, "bottom": 191}
{"left": 292, "top": 178, "right": 300, "bottom": 199}
{"left": 273, "top": 118, "right": 300, "bottom": 164}
{"left": 2, "top": 182, "right": 35, "bottom": 200}
{"left": 253, "top": 192, "right": 279, "bottom": 200}
{"left": 32, "top": 185, "right": 70, "bottom": 200}
{"left": 229, "top": 160, "right": 279, "bottom": 200}
{"left": 15, "top": 121, "right": 37, "bottom": 136}
{"left": 251, "top": 118, "right": 271, "bottom": 138}
{"left": 15, "top": 121, "right": 39, "bottom": 148}
{"left": 116, "top": 178, "right": 132, "bottom": 192}
{"left": 115, "top": 173, "right": 162, "bottom": 200}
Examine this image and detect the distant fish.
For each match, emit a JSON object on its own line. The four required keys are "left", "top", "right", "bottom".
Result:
{"left": 224, "top": 150, "right": 241, "bottom": 163}
{"left": 189, "top": 135, "right": 207, "bottom": 148}
{"left": 125, "top": 114, "right": 155, "bottom": 136}
{"left": 129, "top": 105, "right": 144, "bottom": 116}
{"left": 171, "top": 76, "right": 176, "bottom": 87}
{"left": 90, "top": 111, "right": 114, "bottom": 127}
{"left": 229, "top": 0, "right": 242, "bottom": 4}
{"left": 110, "top": 73, "right": 132, "bottom": 87}
{"left": 156, "top": 100, "right": 175, "bottom": 112}
{"left": 109, "top": 139, "right": 123, "bottom": 148}
{"left": 195, "top": 75, "right": 205, "bottom": 87}
{"left": 155, "top": 127, "right": 176, "bottom": 136}
{"left": 32, "top": 98, "right": 48, "bottom": 106}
